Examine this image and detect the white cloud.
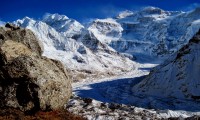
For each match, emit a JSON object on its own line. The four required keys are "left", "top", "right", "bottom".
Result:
{"left": 0, "top": 21, "right": 5, "bottom": 26}
{"left": 184, "top": 3, "right": 200, "bottom": 11}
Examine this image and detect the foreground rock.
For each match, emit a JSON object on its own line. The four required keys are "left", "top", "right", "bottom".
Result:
{"left": 0, "top": 25, "right": 72, "bottom": 112}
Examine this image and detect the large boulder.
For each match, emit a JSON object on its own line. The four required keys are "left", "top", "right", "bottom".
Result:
{"left": 0, "top": 25, "right": 72, "bottom": 113}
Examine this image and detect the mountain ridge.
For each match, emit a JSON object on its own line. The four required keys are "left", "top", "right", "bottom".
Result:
{"left": 11, "top": 7, "right": 200, "bottom": 57}
{"left": 3, "top": 7, "right": 200, "bottom": 80}
{"left": 13, "top": 13, "right": 136, "bottom": 81}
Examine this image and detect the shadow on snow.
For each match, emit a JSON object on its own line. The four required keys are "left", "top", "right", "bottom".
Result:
{"left": 74, "top": 75, "right": 200, "bottom": 112}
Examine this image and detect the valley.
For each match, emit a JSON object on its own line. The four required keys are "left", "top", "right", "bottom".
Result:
{"left": 1, "top": 6, "right": 200, "bottom": 120}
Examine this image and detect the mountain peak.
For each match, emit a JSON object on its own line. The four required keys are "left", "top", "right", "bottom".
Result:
{"left": 93, "top": 18, "right": 118, "bottom": 24}
{"left": 116, "top": 10, "right": 134, "bottom": 19}
{"left": 40, "top": 13, "right": 84, "bottom": 36}
{"left": 14, "top": 16, "right": 36, "bottom": 26}
{"left": 140, "top": 6, "right": 165, "bottom": 15}
{"left": 43, "top": 13, "right": 69, "bottom": 22}
{"left": 20, "top": 16, "right": 34, "bottom": 22}
{"left": 142, "top": 6, "right": 163, "bottom": 11}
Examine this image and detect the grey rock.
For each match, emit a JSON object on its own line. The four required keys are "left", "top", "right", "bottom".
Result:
{"left": 0, "top": 27, "right": 72, "bottom": 113}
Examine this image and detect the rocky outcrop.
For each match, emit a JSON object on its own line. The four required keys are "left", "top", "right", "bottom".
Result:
{"left": 5, "top": 23, "right": 20, "bottom": 30}
{"left": 0, "top": 25, "right": 43, "bottom": 56}
{"left": 0, "top": 25, "right": 72, "bottom": 113}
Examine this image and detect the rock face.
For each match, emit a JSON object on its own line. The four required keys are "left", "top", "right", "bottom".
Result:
{"left": 0, "top": 25, "right": 72, "bottom": 112}
{"left": 132, "top": 29, "right": 200, "bottom": 100}
{"left": 0, "top": 26, "right": 43, "bottom": 56}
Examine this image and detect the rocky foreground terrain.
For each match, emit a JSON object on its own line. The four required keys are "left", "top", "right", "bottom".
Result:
{"left": 67, "top": 95, "right": 159, "bottom": 120}
{"left": 66, "top": 95, "right": 200, "bottom": 120}
{"left": 0, "top": 108, "right": 85, "bottom": 120}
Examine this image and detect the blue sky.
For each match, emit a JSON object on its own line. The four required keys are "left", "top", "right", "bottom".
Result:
{"left": 0, "top": 0, "right": 199, "bottom": 23}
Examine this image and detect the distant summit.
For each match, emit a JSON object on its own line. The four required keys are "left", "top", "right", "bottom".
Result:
{"left": 42, "top": 13, "right": 84, "bottom": 37}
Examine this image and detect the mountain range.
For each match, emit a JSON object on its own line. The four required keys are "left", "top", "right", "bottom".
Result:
{"left": 1, "top": 6, "right": 200, "bottom": 119}
{"left": 1, "top": 7, "right": 200, "bottom": 80}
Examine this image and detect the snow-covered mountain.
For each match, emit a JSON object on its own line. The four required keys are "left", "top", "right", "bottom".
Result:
{"left": 43, "top": 13, "right": 84, "bottom": 38}
{"left": 89, "top": 7, "right": 200, "bottom": 58}
{"left": 14, "top": 14, "right": 136, "bottom": 81}
{"left": 10, "top": 7, "right": 200, "bottom": 80}
{"left": 132, "top": 29, "right": 200, "bottom": 100}
{"left": 88, "top": 18, "right": 123, "bottom": 44}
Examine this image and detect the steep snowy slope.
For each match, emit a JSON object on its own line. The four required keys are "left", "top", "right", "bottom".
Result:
{"left": 88, "top": 18, "right": 123, "bottom": 44}
{"left": 132, "top": 29, "right": 200, "bottom": 100}
{"left": 88, "top": 7, "right": 200, "bottom": 58}
{"left": 14, "top": 14, "right": 136, "bottom": 80}
{"left": 43, "top": 13, "right": 84, "bottom": 38}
